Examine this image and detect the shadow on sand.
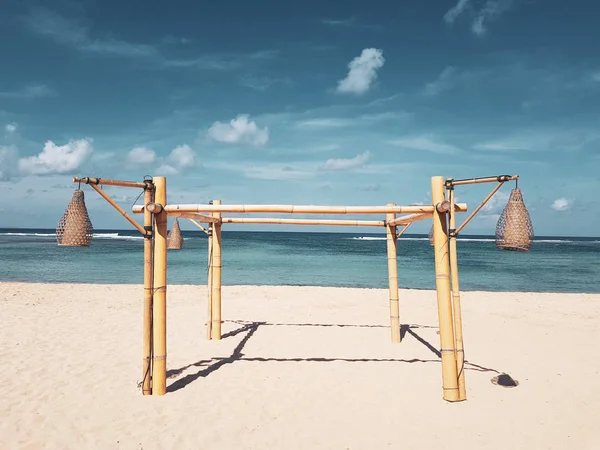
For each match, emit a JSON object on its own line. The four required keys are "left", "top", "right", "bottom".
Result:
{"left": 166, "top": 320, "right": 503, "bottom": 393}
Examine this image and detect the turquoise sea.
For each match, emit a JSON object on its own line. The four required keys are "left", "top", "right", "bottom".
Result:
{"left": 0, "top": 228, "right": 599, "bottom": 293}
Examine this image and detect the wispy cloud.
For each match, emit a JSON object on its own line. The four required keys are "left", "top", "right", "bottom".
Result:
{"left": 0, "top": 145, "right": 19, "bottom": 180}
{"left": 336, "top": 48, "right": 385, "bottom": 95}
{"left": 320, "top": 16, "right": 383, "bottom": 30}
{"left": 472, "top": 128, "right": 597, "bottom": 153}
{"left": 389, "top": 136, "right": 461, "bottom": 154}
{"left": 294, "top": 111, "right": 409, "bottom": 130}
{"left": 0, "top": 84, "right": 56, "bottom": 99}
{"left": 321, "top": 17, "right": 357, "bottom": 26}
{"left": 321, "top": 151, "right": 372, "bottom": 171}
{"left": 444, "top": 0, "right": 471, "bottom": 24}
{"left": 22, "top": 8, "right": 278, "bottom": 70}
{"left": 443, "top": 0, "right": 514, "bottom": 36}
{"left": 24, "top": 8, "right": 158, "bottom": 58}
{"left": 423, "top": 66, "right": 458, "bottom": 96}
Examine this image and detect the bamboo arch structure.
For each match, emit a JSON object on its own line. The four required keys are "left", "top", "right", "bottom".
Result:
{"left": 66, "top": 174, "right": 521, "bottom": 402}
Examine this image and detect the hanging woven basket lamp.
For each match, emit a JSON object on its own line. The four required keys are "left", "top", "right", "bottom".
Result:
{"left": 167, "top": 218, "right": 183, "bottom": 250}
{"left": 495, "top": 186, "right": 534, "bottom": 252}
{"left": 56, "top": 189, "right": 93, "bottom": 247}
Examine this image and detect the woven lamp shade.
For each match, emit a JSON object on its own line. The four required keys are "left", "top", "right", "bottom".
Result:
{"left": 56, "top": 190, "right": 93, "bottom": 247}
{"left": 495, "top": 188, "right": 534, "bottom": 252}
{"left": 167, "top": 218, "right": 183, "bottom": 250}
{"left": 428, "top": 224, "right": 435, "bottom": 246}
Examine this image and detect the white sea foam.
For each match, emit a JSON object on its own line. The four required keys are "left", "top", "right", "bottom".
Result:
{"left": 349, "top": 236, "right": 598, "bottom": 244}
{"left": 0, "top": 232, "right": 144, "bottom": 241}
{"left": 351, "top": 237, "right": 387, "bottom": 241}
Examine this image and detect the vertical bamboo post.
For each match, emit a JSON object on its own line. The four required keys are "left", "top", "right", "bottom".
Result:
{"left": 142, "top": 186, "right": 154, "bottom": 395}
{"left": 386, "top": 203, "right": 401, "bottom": 343}
{"left": 152, "top": 176, "right": 167, "bottom": 395}
{"left": 448, "top": 185, "right": 467, "bottom": 400}
{"left": 206, "top": 222, "right": 213, "bottom": 339}
{"left": 431, "top": 176, "right": 459, "bottom": 402}
{"left": 210, "top": 200, "right": 222, "bottom": 340}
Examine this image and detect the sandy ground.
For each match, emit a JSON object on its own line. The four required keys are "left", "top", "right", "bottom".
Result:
{"left": 1, "top": 282, "right": 599, "bottom": 450}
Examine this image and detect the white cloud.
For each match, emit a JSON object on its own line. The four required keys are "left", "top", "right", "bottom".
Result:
{"left": 127, "top": 146, "right": 156, "bottom": 164}
{"left": 423, "top": 66, "right": 458, "bottom": 96}
{"left": 389, "top": 136, "right": 460, "bottom": 154}
{"left": 551, "top": 198, "right": 571, "bottom": 211}
{"left": 155, "top": 164, "right": 179, "bottom": 175}
{"left": 153, "top": 145, "right": 196, "bottom": 175}
{"left": 481, "top": 190, "right": 509, "bottom": 214}
{"left": 336, "top": 48, "right": 385, "bottom": 94}
{"left": 0, "top": 145, "right": 19, "bottom": 180}
{"left": 321, "top": 151, "right": 372, "bottom": 171}
{"left": 18, "top": 138, "right": 93, "bottom": 176}
{"left": 207, "top": 114, "right": 269, "bottom": 146}
{"left": 5, "top": 123, "right": 17, "bottom": 134}
{"left": 168, "top": 144, "right": 195, "bottom": 169}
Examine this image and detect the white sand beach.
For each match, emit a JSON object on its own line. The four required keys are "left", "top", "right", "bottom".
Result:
{"left": 1, "top": 282, "right": 599, "bottom": 449}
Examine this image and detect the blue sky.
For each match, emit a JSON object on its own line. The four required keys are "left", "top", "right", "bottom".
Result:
{"left": 1, "top": 0, "right": 598, "bottom": 236}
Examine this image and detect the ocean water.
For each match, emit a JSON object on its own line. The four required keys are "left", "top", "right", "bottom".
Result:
{"left": 0, "top": 228, "right": 599, "bottom": 293}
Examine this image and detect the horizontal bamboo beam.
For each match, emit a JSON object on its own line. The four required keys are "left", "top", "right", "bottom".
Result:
{"left": 88, "top": 184, "right": 148, "bottom": 236}
{"left": 168, "top": 212, "right": 220, "bottom": 223}
{"left": 132, "top": 203, "right": 468, "bottom": 215}
{"left": 387, "top": 212, "right": 432, "bottom": 227}
{"left": 448, "top": 175, "right": 519, "bottom": 186}
{"left": 221, "top": 218, "right": 387, "bottom": 227}
{"left": 74, "top": 177, "right": 150, "bottom": 190}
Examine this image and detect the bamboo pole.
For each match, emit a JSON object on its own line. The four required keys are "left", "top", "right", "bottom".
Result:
{"left": 207, "top": 223, "right": 213, "bottom": 339}
{"left": 455, "top": 182, "right": 504, "bottom": 235}
{"left": 74, "top": 176, "right": 148, "bottom": 189}
{"left": 222, "top": 218, "right": 386, "bottom": 227}
{"left": 210, "top": 200, "right": 222, "bottom": 340}
{"left": 449, "top": 175, "right": 518, "bottom": 186}
{"left": 448, "top": 187, "right": 467, "bottom": 401}
{"left": 132, "top": 203, "right": 468, "bottom": 215}
{"left": 142, "top": 187, "right": 153, "bottom": 395}
{"left": 88, "top": 184, "right": 147, "bottom": 235}
{"left": 386, "top": 203, "right": 401, "bottom": 343}
{"left": 387, "top": 212, "right": 432, "bottom": 227}
{"left": 396, "top": 223, "right": 412, "bottom": 238}
{"left": 189, "top": 218, "right": 209, "bottom": 235}
{"left": 169, "top": 212, "right": 220, "bottom": 223}
{"left": 431, "top": 176, "right": 460, "bottom": 402}
{"left": 152, "top": 176, "right": 167, "bottom": 395}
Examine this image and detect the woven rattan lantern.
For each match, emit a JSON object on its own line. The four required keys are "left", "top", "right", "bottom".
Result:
{"left": 167, "top": 218, "right": 183, "bottom": 250}
{"left": 56, "top": 189, "right": 93, "bottom": 247}
{"left": 428, "top": 224, "right": 434, "bottom": 246}
{"left": 495, "top": 188, "right": 534, "bottom": 252}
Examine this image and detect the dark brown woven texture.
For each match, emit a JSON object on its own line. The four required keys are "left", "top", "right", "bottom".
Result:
{"left": 495, "top": 188, "right": 534, "bottom": 252}
{"left": 428, "top": 224, "right": 434, "bottom": 246}
{"left": 56, "top": 190, "right": 93, "bottom": 247}
{"left": 167, "top": 218, "right": 183, "bottom": 250}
